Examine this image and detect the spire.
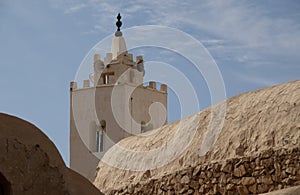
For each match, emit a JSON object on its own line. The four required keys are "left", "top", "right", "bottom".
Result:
{"left": 115, "top": 13, "right": 123, "bottom": 37}
{"left": 116, "top": 13, "right": 122, "bottom": 31}
{"left": 111, "top": 13, "right": 127, "bottom": 59}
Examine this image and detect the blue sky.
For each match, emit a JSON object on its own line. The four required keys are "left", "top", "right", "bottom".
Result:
{"left": 1, "top": 0, "right": 299, "bottom": 165}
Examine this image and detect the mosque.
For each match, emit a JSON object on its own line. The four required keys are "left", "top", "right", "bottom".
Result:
{"left": 1, "top": 13, "right": 298, "bottom": 195}
{"left": 69, "top": 13, "right": 168, "bottom": 181}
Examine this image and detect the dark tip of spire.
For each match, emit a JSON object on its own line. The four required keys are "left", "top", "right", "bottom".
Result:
{"left": 116, "top": 13, "right": 122, "bottom": 31}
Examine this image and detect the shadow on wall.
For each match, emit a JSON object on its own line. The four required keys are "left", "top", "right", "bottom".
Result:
{"left": 0, "top": 172, "right": 10, "bottom": 195}
{"left": 0, "top": 113, "right": 102, "bottom": 195}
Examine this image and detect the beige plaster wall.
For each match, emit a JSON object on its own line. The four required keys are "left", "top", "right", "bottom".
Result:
{"left": 70, "top": 83, "right": 167, "bottom": 181}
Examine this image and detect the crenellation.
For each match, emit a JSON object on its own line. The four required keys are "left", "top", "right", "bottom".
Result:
{"left": 149, "top": 81, "right": 156, "bottom": 89}
{"left": 104, "top": 53, "right": 113, "bottom": 66}
{"left": 94, "top": 54, "right": 100, "bottom": 63}
{"left": 160, "top": 84, "right": 167, "bottom": 92}
{"left": 83, "top": 80, "right": 90, "bottom": 88}
{"left": 127, "top": 53, "right": 133, "bottom": 61}
{"left": 90, "top": 52, "right": 146, "bottom": 88}
{"left": 70, "top": 81, "right": 77, "bottom": 90}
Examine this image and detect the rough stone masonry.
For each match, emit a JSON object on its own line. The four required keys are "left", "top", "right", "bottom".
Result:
{"left": 107, "top": 147, "right": 300, "bottom": 194}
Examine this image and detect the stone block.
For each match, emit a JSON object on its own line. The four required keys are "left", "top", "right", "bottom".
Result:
{"left": 286, "top": 167, "right": 296, "bottom": 175}
{"left": 241, "top": 177, "right": 256, "bottom": 186}
{"left": 234, "top": 165, "right": 247, "bottom": 177}
{"left": 226, "top": 183, "right": 235, "bottom": 191}
{"left": 257, "top": 184, "right": 269, "bottom": 193}
{"left": 180, "top": 175, "right": 190, "bottom": 184}
{"left": 221, "top": 161, "right": 233, "bottom": 173}
{"left": 193, "top": 165, "right": 201, "bottom": 176}
{"left": 237, "top": 185, "right": 249, "bottom": 195}
{"left": 248, "top": 184, "right": 257, "bottom": 194}
{"left": 261, "top": 175, "right": 273, "bottom": 185}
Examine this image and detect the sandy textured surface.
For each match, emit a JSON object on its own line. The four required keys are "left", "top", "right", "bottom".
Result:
{"left": 262, "top": 185, "right": 300, "bottom": 195}
{"left": 94, "top": 80, "right": 300, "bottom": 192}
{"left": 0, "top": 113, "right": 102, "bottom": 195}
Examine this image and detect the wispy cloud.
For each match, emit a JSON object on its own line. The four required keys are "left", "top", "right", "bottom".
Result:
{"left": 118, "top": 2, "right": 297, "bottom": 56}
{"left": 64, "top": 3, "right": 87, "bottom": 14}
{"left": 201, "top": 39, "right": 225, "bottom": 45}
{"left": 50, "top": 0, "right": 300, "bottom": 52}
{"left": 51, "top": 0, "right": 300, "bottom": 87}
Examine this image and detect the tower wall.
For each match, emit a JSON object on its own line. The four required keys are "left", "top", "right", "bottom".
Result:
{"left": 70, "top": 86, "right": 99, "bottom": 181}
{"left": 70, "top": 82, "right": 167, "bottom": 181}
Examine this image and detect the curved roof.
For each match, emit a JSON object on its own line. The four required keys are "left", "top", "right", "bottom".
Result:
{"left": 94, "top": 80, "right": 300, "bottom": 192}
{"left": 0, "top": 113, "right": 102, "bottom": 194}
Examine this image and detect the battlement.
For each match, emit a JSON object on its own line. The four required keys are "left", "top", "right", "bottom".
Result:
{"left": 70, "top": 80, "right": 168, "bottom": 94}
{"left": 70, "top": 80, "right": 92, "bottom": 91}
{"left": 147, "top": 81, "right": 168, "bottom": 93}
{"left": 101, "top": 52, "right": 144, "bottom": 86}
{"left": 70, "top": 81, "right": 77, "bottom": 90}
{"left": 71, "top": 52, "right": 148, "bottom": 90}
{"left": 70, "top": 51, "right": 167, "bottom": 93}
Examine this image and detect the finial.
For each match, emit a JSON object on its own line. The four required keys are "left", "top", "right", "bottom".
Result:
{"left": 116, "top": 13, "right": 122, "bottom": 31}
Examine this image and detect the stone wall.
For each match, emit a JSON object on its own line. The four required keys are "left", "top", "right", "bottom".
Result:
{"left": 107, "top": 147, "right": 300, "bottom": 195}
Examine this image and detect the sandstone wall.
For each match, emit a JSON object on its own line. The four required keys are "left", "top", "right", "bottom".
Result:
{"left": 0, "top": 113, "right": 102, "bottom": 195}
{"left": 107, "top": 147, "right": 299, "bottom": 194}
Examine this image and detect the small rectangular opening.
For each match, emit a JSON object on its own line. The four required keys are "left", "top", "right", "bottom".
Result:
{"left": 102, "top": 72, "right": 114, "bottom": 85}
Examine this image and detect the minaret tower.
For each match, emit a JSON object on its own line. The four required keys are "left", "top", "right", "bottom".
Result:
{"left": 70, "top": 14, "right": 168, "bottom": 181}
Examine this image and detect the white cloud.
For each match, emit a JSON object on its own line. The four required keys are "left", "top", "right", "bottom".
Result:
{"left": 64, "top": 3, "right": 87, "bottom": 14}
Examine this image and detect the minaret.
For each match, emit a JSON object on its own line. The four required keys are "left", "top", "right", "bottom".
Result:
{"left": 70, "top": 13, "right": 168, "bottom": 181}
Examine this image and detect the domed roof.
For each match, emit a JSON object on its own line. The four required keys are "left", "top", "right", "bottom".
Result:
{"left": 0, "top": 113, "right": 102, "bottom": 194}
{"left": 93, "top": 80, "right": 300, "bottom": 192}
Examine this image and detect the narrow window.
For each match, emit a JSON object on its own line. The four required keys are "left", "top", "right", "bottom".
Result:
{"left": 104, "top": 74, "right": 109, "bottom": 84}
{"left": 96, "top": 120, "right": 106, "bottom": 152}
{"left": 96, "top": 128, "right": 103, "bottom": 152}
{"left": 141, "top": 121, "right": 146, "bottom": 133}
